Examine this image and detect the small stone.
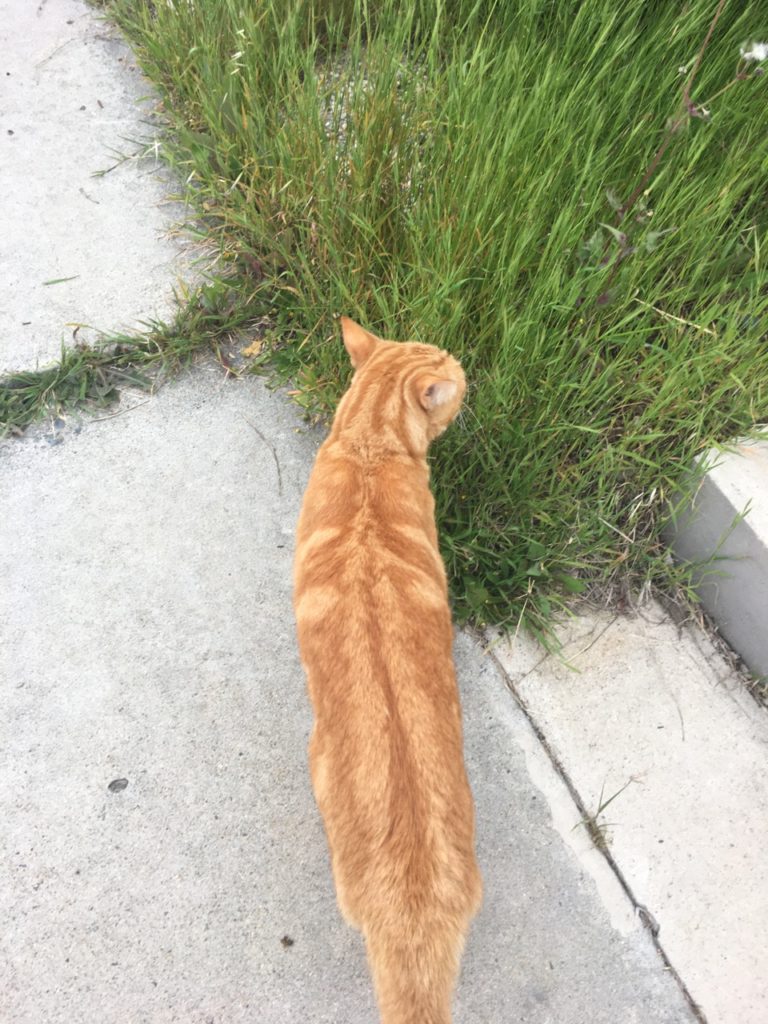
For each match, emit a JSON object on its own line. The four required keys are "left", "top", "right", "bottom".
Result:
{"left": 108, "top": 778, "right": 129, "bottom": 793}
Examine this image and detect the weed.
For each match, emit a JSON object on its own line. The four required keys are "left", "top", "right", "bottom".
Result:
{"left": 573, "top": 777, "right": 638, "bottom": 852}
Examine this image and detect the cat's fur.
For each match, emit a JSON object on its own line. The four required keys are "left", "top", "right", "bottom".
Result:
{"left": 293, "top": 318, "right": 482, "bottom": 1024}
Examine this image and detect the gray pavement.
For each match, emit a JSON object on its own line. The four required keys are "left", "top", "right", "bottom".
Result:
{"left": 495, "top": 608, "right": 768, "bottom": 1024}
{"left": 0, "top": 0, "right": 194, "bottom": 376}
{"left": 1, "top": 372, "right": 695, "bottom": 1023}
{"left": 1, "top": 1, "right": 707, "bottom": 1021}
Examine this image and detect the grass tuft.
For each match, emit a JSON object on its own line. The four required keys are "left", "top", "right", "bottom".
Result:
{"left": 0, "top": 279, "right": 261, "bottom": 435}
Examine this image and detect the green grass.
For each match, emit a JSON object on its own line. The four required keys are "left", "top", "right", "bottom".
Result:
{"left": 6, "top": 0, "right": 768, "bottom": 635}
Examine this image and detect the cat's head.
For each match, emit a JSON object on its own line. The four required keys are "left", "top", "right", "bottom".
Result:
{"left": 339, "top": 317, "right": 466, "bottom": 449}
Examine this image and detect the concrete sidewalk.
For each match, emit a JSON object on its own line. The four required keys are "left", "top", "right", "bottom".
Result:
{"left": 0, "top": 0, "right": 194, "bottom": 375}
{"left": 1, "top": 2, "right": 765, "bottom": 1022}
{"left": 0, "top": 371, "right": 694, "bottom": 1024}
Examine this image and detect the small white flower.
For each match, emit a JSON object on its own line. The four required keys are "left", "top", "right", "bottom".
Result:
{"left": 740, "top": 41, "right": 768, "bottom": 61}
{"left": 678, "top": 65, "right": 688, "bottom": 75}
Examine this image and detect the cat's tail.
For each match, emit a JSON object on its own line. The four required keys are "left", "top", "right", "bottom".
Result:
{"left": 363, "top": 906, "right": 474, "bottom": 1024}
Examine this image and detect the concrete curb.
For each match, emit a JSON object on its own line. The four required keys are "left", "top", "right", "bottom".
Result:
{"left": 666, "top": 438, "right": 768, "bottom": 681}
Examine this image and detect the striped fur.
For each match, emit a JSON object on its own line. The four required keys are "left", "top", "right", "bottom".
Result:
{"left": 294, "top": 318, "right": 482, "bottom": 1024}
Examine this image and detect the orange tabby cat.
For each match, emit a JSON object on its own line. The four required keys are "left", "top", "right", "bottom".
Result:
{"left": 293, "top": 317, "right": 482, "bottom": 1024}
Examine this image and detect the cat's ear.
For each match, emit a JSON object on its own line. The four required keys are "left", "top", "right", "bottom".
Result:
{"left": 417, "top": 376, "right": 461, "bottom": 413}
{"left": 340, "top": 317, "right": 380, "bottom": 368}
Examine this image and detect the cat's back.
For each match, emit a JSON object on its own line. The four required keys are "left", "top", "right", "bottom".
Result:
{"left": 294, "top": 437, "right": 451, "bottom": 659}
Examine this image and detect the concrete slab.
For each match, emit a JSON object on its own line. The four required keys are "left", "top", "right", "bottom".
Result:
{"left": 667, "top": 439, "right": 768, "bottom": 680}
{"left": 0, "top": 0, "right": 195, "bottom": 375}
{"left": 1, "top": 370, "right": 697, "bottom": 1023}
{"left": 494, "top": 608, "right": 768, "bottom": 1024}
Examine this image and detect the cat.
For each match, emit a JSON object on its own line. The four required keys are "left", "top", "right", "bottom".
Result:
{"left": 293, "top": 317, "right": 482, "bottom": 1024}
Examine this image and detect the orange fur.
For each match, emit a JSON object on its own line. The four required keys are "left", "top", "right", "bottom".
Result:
{"left": 293, "top": 318, "right": 482, "bottom": 1024}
